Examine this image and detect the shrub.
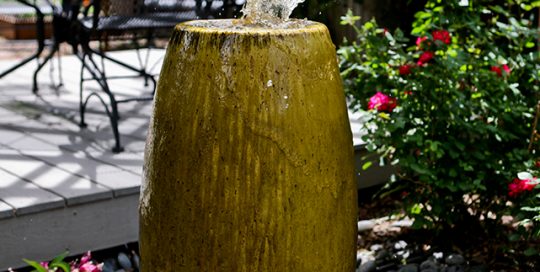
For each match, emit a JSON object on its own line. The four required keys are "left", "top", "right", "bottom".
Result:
{"left": 339, "top": 0, "right": 539, "bottom": 234}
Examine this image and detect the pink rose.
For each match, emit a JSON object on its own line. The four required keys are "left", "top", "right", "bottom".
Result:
{"left": 432, "top": 30, "right": 451, "bottom": 44}
{"left": 368, "top": 92, "right": 397, "bottom": 112}
{"left": 416, "top": 36, "right": 428, "bottom": 48}
{"left": 417, "top": 51, "right": 434, "bottom": 66}
{"left": 502, "top": 64, "right": 511, "bottom": 75}
{"left": 508, "top": 177, "right": 537, "bottom": 197}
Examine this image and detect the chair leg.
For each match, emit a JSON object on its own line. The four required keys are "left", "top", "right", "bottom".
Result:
{"left": 131, "top": 34, "right": 149, "bottom": 87}
{"left": 79, "top": 55, "right": 87, "bottom": 129}
{"left": 56, "top": 47, "right": 64, "bottom": 88}
{"left": 33, "top": 43, "right": 59, "bottom": 93}
{"left": 78, "top": 47, "right": 124, "bottom": 153}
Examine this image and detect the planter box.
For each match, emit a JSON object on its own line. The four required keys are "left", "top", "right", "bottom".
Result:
{"left": 0, "top": 14, "right": 52, "bottom": 40}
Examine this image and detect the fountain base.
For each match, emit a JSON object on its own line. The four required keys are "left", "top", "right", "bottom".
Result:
{"left": 140, "top": 19, "right": 357, "bottom": 271}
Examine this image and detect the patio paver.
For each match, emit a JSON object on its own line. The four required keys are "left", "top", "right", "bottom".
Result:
{"left": 0, "top": 167, "right": 65, "bottom": 216}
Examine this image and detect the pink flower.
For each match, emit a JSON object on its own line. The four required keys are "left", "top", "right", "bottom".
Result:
{"left": 491, "top": 64, "right": 511, "bottom": 77}
{"left": 368, "top": 92, "right": 397, "bottom": 112}
{"left": 79, "top": 262, "right": 101, "bottom": 272}
{"left": 399, "top": 64, "right": 414, "bottom": 75}
{"left": 502, "top": 64, "right": 511, "bottom": 74}
{"left": 432, "top": 30, "right": 451, "bottom": 44}
{"left": 80, "top": 251, "right": 91, "bottom": 265}
{"left": 508, "top": 177, "right": 537, "bottom": 197}
{"left": 40, "top": 262, "right": 49, "bottom": 269}
{"left": 416, "top": 36, "right": 428, "bottom": 48}
{"left": 417, "top": 51, "right": 434, "bottom": 66}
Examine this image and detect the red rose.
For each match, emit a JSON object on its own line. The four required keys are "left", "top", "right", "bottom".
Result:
{"left": 399, "top": 64, "right": 413, "bottom": 75}
{"left": 491, "top": 64, "right": 511, "bottom": 77}
{"left": 490, "top": 66, "right": 502, "bottom": 76}
{"left": 432, "top": 30, "right": 451, "bottom": 44}
{"left": 417, "top": 51, "right": 434, "bottom": 66}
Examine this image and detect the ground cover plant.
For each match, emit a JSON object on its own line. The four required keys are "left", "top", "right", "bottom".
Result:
{"left": 339, "top": 0, "right": 540, "bottom": 266}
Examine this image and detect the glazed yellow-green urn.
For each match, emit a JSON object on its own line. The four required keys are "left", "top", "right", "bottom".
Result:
{"left": 140, "top": 19, "right": 357, "bottom": 271}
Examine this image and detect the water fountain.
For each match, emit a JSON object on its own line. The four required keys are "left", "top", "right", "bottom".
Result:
{"left": 139, "top": 1, "right": 357, "bottom": 270}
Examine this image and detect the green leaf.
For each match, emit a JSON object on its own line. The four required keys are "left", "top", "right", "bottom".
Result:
{"left": 22, "top": 259, "right": 47, "bottom": 272}
{"left": 524, "top": 247, "right": 539, "bottom": 256}
{"left": 363, "top": 21, "right": 374, "bottom": 30}
{"left": 521, "top": 206, "right": 540, "bottom": 212}
{"left": 508, "top": 233, "right": 521, "bottom": 242}
{"left": 51, "top": 251, "right": 69, "bottom": 264}
{"left": 517, "top": 172, "right": 533, "bottom": 180}
{"left": 378, "top": 112, "right": 391, "bottom": 120}
{"left": 525, "top": 41, "right": 535, "bottom": 48}
{"left": 362, "top": 161, "right": 373, "bottom": 170}
{"left": 410, "top": 163, "right": 430, "bottom": 175}
{"left": 50, "top": 262, "right": 70, "bottom": 272}
{"left": 411, "top": 203, "right": 423, "bottom": 214}
{"left": 340, "top": 10, "right": 361, "bottom": 26}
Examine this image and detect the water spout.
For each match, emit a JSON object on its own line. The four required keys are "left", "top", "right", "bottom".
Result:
{"left": 241, "top": 0, "right": 305, "bottom": 26}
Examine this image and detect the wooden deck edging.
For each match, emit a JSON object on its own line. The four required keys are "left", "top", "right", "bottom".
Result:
{"left": 0, "top": 194, "right": 139, "bottom": 270}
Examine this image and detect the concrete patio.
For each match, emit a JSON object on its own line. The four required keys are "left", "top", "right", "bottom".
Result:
{"left": 0, "top": 44, "right": 383, "bottom": 269}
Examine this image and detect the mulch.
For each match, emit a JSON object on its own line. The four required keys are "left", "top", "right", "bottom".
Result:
{"left": 357, "top": 186, "right": 540, "bottom": 272}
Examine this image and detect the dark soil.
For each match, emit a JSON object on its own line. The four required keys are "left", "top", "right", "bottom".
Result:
{"left": 357, "top": 186, "right": 540, "bottom": 272}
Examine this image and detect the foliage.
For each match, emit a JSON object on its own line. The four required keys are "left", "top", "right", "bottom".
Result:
{"left": 12, "top": 251, "right": 103, "bottom": 272}
{"left": 338, "top": 0, "right": 539, "bottom": 238}
{"left": 508, "top": 169, "right": 540, "bottom": 256}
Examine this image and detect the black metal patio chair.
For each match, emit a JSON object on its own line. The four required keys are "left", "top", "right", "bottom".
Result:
{"left": 75, "top": 0, "right": 243, "bottom": 152}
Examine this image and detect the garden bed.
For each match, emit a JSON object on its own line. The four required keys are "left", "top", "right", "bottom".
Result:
{"left": 356, "top": 188, "right": 540, "bottom": 272}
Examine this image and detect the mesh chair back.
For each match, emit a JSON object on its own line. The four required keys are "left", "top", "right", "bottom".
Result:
{"left": 99, "top": 0, "right": 142, "bottom": 16}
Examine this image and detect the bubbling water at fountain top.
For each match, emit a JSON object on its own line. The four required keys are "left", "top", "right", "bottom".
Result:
{"left": 241, "top": 0, "right": 306, "bottom": 26}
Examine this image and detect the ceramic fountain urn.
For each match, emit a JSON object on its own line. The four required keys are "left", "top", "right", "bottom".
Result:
{"left": 140, "top": 19, "right": 357, "bottom": 271}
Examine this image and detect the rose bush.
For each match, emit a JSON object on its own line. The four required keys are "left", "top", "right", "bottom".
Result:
{"left": 339, "top": 0, "right": 539, "bottom": 243}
